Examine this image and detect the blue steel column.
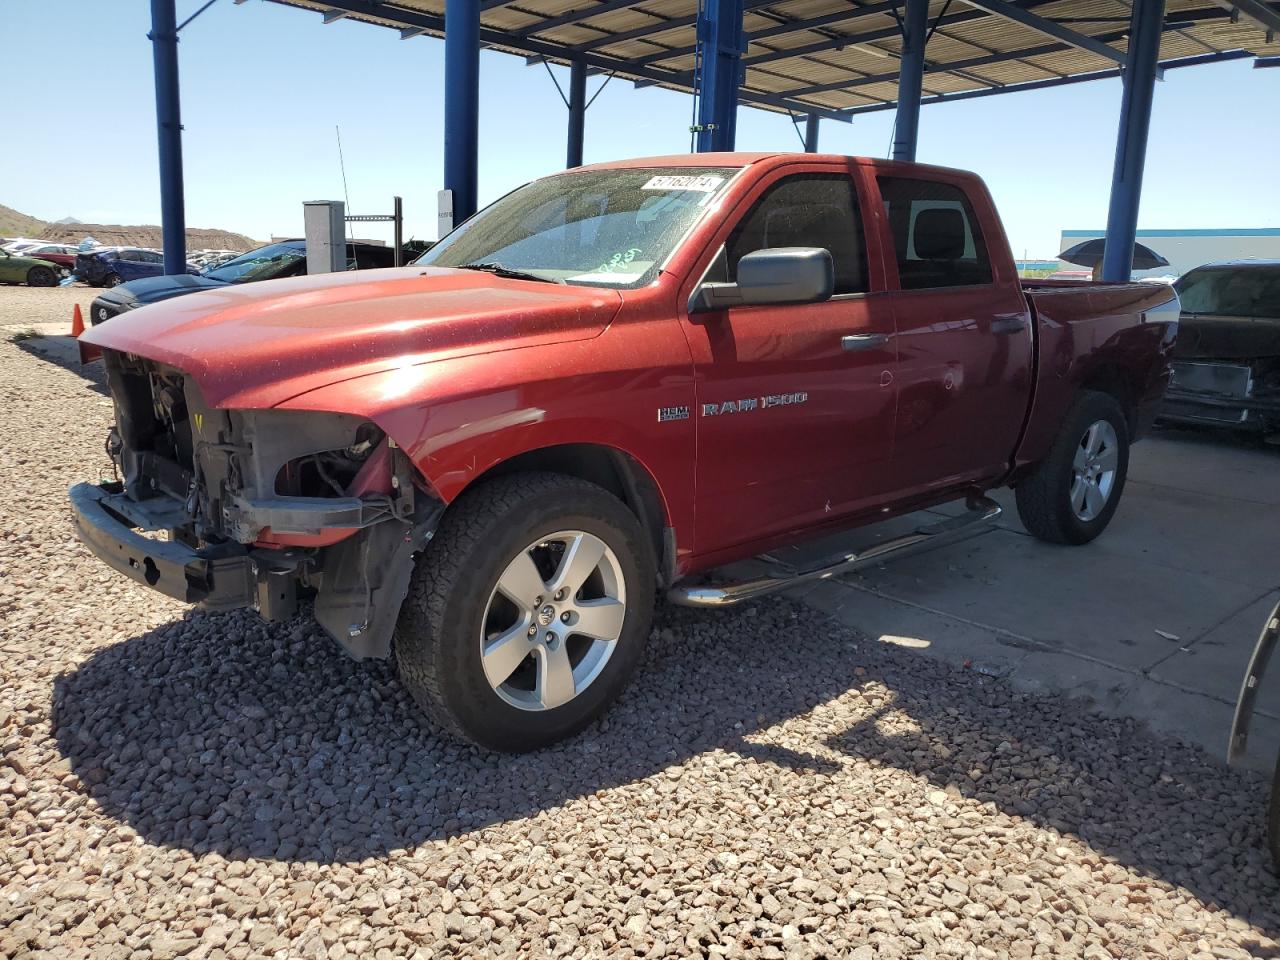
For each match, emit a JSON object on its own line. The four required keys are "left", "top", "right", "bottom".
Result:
{"left": 803, "top": 113, "right": 820, "bottom": 152}
{"left": 694, "top": 0, "right": 745, "bottom": 152}
{"left": 566, "top": 57, "right": 587, "bottom": 168}
{"left": 444, "top": 0, "right": 480, "bottom": 221}
{"left": 149, "top": 0, "right": 186, "bottom": 276}
{"left": 1101, "top": 0, "right": 1165, "bottom": 281}
{"left": 892, "top": 0, "right": 928, "bottom": 161}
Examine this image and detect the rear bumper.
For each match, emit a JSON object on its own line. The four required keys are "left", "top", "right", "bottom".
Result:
{"left": 69, "top": 482, "right": 255, "bottom": 611}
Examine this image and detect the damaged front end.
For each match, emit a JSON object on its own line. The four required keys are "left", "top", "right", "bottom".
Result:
{"left": 69, "top": 350, "right": 442, "bottom": 658}
{"left": 1163, "top": 355, "right": 1280, "bottom": 435}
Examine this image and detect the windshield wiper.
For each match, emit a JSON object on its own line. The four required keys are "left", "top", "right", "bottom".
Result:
{"left": 454, "top": 261, "right": 561, "bottom": 284}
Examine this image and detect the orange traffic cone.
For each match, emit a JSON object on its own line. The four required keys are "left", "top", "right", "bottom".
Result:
{"left": 71, "top": 303, "right": 85, "bottom": 338}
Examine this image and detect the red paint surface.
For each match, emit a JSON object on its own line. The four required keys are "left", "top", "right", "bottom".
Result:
{"left": 82, "top": 153, "right": 1176, "bottom": 577}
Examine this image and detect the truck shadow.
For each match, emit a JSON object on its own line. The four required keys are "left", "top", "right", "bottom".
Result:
{"left": 52, "top": 600, "right": 1280, "bottom": 937}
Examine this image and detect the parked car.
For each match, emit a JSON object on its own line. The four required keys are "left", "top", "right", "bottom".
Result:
{"left": 1162, "top": 260, "right": 1280, "bottom": 437}
{"left": 72, "top": 247, "right": 198, "bottom": 288}
{"left": 1043, "top": 270, "right": 1092, "bottom": 282}
{"left": 72, "top": 153, "right": 1179, "bottom": 751}
{"left": 0, "top": 247, "right": 65, "bottom": 286}
{"left": 88, "top": 239, "right": 399, "bottom": 325}
{"left": 10, "top": 243, "right": 78, "bottom": 269}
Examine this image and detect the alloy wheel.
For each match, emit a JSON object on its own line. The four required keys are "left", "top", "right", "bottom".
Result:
{"left": 480, "top": 530, "right": 627, "bottom": 711}
{"left": 1070, "top": 419, "right": 1119, "bottom": 521}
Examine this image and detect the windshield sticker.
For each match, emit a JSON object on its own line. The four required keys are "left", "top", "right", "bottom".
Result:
{"left": 566, "top": 271, "right": 644, "bottom": 284}
{"left": 641, "top": 175, "right": 725, "bottom": 193}
{"left": 594, "top": 247, "right": 644, "bottom": 274}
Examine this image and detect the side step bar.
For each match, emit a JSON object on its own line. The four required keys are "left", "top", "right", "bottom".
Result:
{"left": 668, "top": 494, "right": 1002, "bottom": 609}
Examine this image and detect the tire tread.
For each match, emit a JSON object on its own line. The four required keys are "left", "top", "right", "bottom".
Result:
{"left": 394, "top": 472, "right": 650, "bottom": 749}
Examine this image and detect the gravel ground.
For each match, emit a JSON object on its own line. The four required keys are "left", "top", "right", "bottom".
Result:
{"left": 3, "top": 304, "right": 1280, "bottom": 958}
{"left": 0, "top": 284, "right": 98, "bottom": 333}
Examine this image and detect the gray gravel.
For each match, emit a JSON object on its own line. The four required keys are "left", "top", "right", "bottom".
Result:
{"left": 3, "top": 312, "right": 1280, "bottom": 959}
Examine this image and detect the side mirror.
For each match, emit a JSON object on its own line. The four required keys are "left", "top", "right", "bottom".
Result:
{"left": 690, "top": 247, "right": 834, "bottom": 313}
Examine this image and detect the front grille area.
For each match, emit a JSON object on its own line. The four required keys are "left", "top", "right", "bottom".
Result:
{"left": 102, "top": 350, "right": 201, "bottom": 525}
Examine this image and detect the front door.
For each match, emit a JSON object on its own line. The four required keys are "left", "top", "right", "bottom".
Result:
{"left": 875, "top": 174, "right": 1034, "bottom": 495}
{"left": 680, "top": 167, "right": 899, "bottom": 556}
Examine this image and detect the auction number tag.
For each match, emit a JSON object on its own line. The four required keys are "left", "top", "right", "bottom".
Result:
{"left": 641, "top": 175, "right": 725, "bottom": 193}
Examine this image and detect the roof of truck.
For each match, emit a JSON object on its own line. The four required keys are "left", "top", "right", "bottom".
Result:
{"left": 576, "top": 152, "right": 976, "bottom": 177}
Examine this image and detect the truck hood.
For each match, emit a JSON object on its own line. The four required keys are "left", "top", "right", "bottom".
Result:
{"left": 79, "top": 266, "right": 624, "bottom": 408}
{"left": 1172, "top": 313, "right": 1280, "bottom": 361}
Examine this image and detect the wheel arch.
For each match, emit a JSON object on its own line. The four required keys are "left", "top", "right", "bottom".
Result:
{"left": 453, "top": 443, "right": 675, "bottom": 586}
{"left": 1079, "top": 362, "right": 1140, "bottom": 435}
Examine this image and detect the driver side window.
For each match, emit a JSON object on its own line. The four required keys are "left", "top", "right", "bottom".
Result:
{"left": 721, "top": 173, "right": 868, "bottom": 295}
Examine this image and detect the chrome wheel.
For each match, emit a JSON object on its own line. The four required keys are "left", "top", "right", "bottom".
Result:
{"left": 1070, "top": 419, "right": 1119, "bottom": 521}
{"left": 480, "top": 530, "right": 627, "bottom": 711}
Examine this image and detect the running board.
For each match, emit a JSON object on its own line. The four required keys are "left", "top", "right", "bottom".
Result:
{"left": 667, "top": 494, "right": 1002, "bottom": 609}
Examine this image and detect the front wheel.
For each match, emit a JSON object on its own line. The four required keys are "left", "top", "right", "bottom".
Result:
{"left": 1015, "top": 390, "right": 1130, "bottom": 544}
{"left": 394, "top": 473, "right": 656, "bottom": 752}
{"left": 103, "top": 272, "right": 122, "bottom": 288}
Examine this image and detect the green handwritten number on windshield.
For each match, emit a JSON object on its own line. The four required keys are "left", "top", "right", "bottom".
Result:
{"left": 597, "top": 248, "right": 643, "bottom": 273}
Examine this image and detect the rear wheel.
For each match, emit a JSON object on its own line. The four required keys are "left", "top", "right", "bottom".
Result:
{"left": 1015, "top": 390, "right": 1130, "bottom": 544}
{"left": 103, "top": 272, "right": 122, "bottom": 288}
{"left": 26, "top": 266, "right": 56, "bottom": 287}
{"left": 394, "top": 473, "right": 655, "bottom": 752}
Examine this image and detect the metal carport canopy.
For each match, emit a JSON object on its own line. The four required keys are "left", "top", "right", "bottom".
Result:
{"left": 150, "top": 0, "right": 1280, "bottom": 282}
{"left": 263, "top": 0, "right": 1279, "bottom": 117}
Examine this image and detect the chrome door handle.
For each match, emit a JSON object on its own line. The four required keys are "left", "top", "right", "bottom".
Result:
{"left": 991, "top": 315, "right": 1029, "bottom": 335}
{"left": 842, "top": 333, "right": 890, "bottom": 351}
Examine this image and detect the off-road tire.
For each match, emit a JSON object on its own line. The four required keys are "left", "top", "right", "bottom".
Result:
{"left": 394, "top": 472, "right": 656, "bottom": 752}
{"left": 1015, "top": 390, "right": 1129, "bottom": 545}
{"left": 26, "top": 266, "right": 56, "bottom": 287}
{"left": 103, "top": 273, "right": 122, "bottom": 288}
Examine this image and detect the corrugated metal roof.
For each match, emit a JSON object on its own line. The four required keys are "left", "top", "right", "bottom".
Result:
{"left": 263, "top": 0, "right": 1280, "bottom": 118}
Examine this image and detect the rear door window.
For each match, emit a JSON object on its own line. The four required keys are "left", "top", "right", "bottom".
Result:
{"left": 878, "top": 177, "right": 993, "bottom": 290}
{"left": 723, "top": 173, "right": 868, "bottom": 295}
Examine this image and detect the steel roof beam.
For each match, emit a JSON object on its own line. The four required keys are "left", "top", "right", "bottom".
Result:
{"left": 633, "top": 0, "right": 897, "bottom": 65}
{"left": 573, "top": 0, "right": 779, "bottom": 50}
{"left": 508, "top": 0, "right": 649, "bottom": 34}
{"left": 957, "top": 0, "right": 1127, "bottom": 66}
{"left": 273, "top": 0, "right": 852, "bottom": 120}
{"left": 740, "top": 0, "right": 1064, "bottom": 66}
{"left": 1211, "top": 0, "right": 1280, "bottom": 32}
{"left": 839, "top": 49, "right": 1250, "bottom": 115}
{"left": 786, "top": 8, "right": 1225, "bottom": 95}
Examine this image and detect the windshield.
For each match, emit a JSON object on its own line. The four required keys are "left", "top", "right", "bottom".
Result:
{"left": 205, "top": 242, "right": 305, "bottom": 283}
{"left": 417, "top": 167, "right": 738, "bottom": 286}
{"left": 1175, "top": 266, "right": 1280, "bottom": 319}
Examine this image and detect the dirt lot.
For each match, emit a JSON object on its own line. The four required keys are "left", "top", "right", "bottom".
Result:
{"left": 3, "top": 288, "right": 1280, "bottom": 958}
{"left": 0, "top": 284, "right": 98, "bottom": 335}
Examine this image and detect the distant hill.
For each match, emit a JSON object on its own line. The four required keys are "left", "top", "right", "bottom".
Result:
{"left": 38, "top": 222, "right": 259, "bottom": 253}
{"left": 2, "top": 202, "right": 259, "bottom": 252}
{"left": 0, "top": 203, "right": 47, "bottom": 238}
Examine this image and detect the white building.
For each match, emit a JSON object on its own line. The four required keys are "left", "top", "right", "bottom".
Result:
{"left": 1058, "top": 228, "right": 1280, "bottom": 279}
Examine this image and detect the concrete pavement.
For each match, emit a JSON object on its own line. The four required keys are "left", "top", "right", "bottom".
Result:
{"left": 773, "top": 426, "right": 1280, "bottom": 768}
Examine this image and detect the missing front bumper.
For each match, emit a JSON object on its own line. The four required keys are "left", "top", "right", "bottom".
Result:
{"left": 69, "top": 482, "right": 255, "bottom": 611}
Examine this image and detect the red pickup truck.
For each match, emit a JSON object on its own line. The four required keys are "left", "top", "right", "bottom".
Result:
{"left": 72, "top": 153, "right": 1179, "bottom": 751}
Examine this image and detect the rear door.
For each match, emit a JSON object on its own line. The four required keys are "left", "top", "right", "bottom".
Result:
{"left": 679, "top": 164, "right": 899, "bottom": 554}
{"left": 874, "top": 173, "right": 1033, "bottom": 494}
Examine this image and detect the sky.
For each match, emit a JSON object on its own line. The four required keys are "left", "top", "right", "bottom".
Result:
{"left": 3, "top": 0, "right": 1278, "bottom": 257}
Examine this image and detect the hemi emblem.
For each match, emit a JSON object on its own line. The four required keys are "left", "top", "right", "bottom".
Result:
{"left": 657, "top": 406, "right": 690, "bottom": 423}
